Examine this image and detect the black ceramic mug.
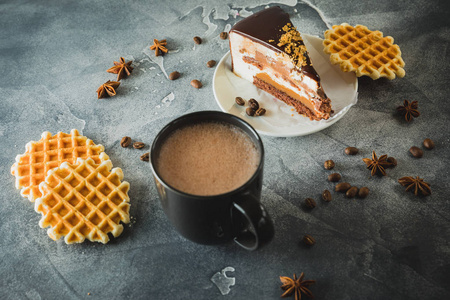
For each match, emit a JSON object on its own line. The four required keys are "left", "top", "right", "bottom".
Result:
{"left": 149, "top": 111, "right": 274, "bottom": 250}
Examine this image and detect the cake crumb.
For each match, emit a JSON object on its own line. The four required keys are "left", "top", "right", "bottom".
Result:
{"left": 278, "top": 23, "right": 307, "bottom": 67}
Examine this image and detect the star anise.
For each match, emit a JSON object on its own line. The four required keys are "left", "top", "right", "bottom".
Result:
{"left": 150, "top": 39, "right": 168, "bottom": 56}
{"left": 362, "top": 151, "right": 391, "bottom": 176}
{"left": 97, "top": 80, "right": 120, "bottom": 99}
{"left": 397, "top": 100, "right": 420, "bottom": 122}
{"left": 107, "top": 57, "right": 133, "bottom": 81}
{"left": 398, "top": 176, "right": 431, "bottom": 196}
{"left": 280, "top": 273, "right": 315, "bottom": 300}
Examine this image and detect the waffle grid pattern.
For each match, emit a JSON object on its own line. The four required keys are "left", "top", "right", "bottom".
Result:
{"left": 35, "top": 157, "right": 130, "bottom": 244}
{"left": 323, "top": 23, "right": 405, "bottom": 80}
{"left": 11, "top": 129, "right": 106, "bottom": 202}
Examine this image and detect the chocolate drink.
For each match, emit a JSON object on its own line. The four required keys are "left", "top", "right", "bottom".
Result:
{"left": 155, "top": 121, "right": 260, "bottom": 196}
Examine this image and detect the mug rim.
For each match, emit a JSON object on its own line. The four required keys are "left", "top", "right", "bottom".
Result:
{"left": 150, "top": 110, "right": 264, "bottom": 199}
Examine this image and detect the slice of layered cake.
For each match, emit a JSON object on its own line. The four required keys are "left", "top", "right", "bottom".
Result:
{"left": 229, "top": 6, "right": 332, "bottom": 120}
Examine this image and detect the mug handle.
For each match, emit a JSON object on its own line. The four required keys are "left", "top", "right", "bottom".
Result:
{"left": 232, "top": 196, "right": 274, "bottom": 251}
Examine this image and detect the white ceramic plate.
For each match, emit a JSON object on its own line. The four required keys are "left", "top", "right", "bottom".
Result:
{"left": 212, "top": 34, "right": 358, "bottom": 137}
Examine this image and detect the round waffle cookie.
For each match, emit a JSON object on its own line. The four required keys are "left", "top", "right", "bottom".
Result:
{"left": 11, "top": 129, "right": 107, "bottom": 202}
{"left": 35, "top": 155, "right": 130, "bottom": 244}
{"left": 323, "top": 23, "right": 405, "bottom": 80}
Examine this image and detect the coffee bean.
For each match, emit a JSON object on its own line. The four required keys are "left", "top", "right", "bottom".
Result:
{"left": 387, "top": 157, "right": 397, "bottom": 167}
{"left": 423, "top": 138, "right": 435, "bottom": 150}
{"left": 346, "top": 186, "right": 358, "bottom": 198}
{"left": 220, "top": 31, "right": 228, "bottom": 40}
{"left": 193, "top": 36, "right": 202, "bottom": 44}
{"left": 358, "top": 187, "right": 370, "bottom": 198}
{"left": 120, "top": 136, "right": 131, "bottom": 148}
{"left": 133, "top": 142, "right": 145, "bottom": 149}
{"left": 248, "top": 98, "right": 259, "bottom": 110}
{"left": 409, "top": 146, "right": 423, "bottom": 158}
{"left": 328, "top": 173, "right": 341, "bottom": 182}
{"left": 246, "top": 107, "right": 255, "bottom": 116}
{"left": 190, "top": 79, "right": 202, "bottom": 89}
{"left": 304, "top": 198, "right": 316, "bottom": 209}
{"left": 140, "top": 152, "right": 150, "bottom": 162}
{"left": 169, "top": 71, "right": 180, "bottom": 80}
{"left": 322, "top": 190, "right": 332, "bottom": 202}
{"left": 302, "top": 234, "right": 316, "bottom": 246}
{"left": 345, "top": 147, "right": 359, "bottom": 155}
{"left": 335, "top": 182, "right": 351, "bottom": 192}
{"left": 206, "top": 60, "right": 216, "bottom": 68}
{"left": 255, "top": 108, "right": 266, "bottom": 116}
{"left": 324, "top": 160, "right": 335, "bottom": 170}
{"left": 235, "top": 96, "right": 245, "bottom": 106}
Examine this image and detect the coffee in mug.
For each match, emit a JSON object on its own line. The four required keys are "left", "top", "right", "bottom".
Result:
{"left": 155, "top": 121, "right": 260, "bottom": 196}
{"left": 150, "top": 111, "right": 273, "bottom": 250}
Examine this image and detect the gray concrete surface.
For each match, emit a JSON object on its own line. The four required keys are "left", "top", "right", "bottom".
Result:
{"left": 1, "top": 0, "right": 449, "bottom": 299}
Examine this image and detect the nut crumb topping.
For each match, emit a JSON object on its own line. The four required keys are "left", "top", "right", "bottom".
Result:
{"left": 277, "top": 23, "right": 307, "bottom": 67}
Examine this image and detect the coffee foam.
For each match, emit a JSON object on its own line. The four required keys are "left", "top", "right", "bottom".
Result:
{"left": 156, "top": 121, "right": 260, "bottom": 196}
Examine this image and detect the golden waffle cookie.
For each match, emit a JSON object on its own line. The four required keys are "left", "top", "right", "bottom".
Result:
{"left": 11, "top": 129, "right": 107, "bottom": 202}
{"left": 35, "top": 156, "right": 130, "bottom": 244}
{"left": 323, "top": 23, "right": 405, "bottom": 80}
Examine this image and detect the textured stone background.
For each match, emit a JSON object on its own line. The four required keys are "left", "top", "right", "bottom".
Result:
{"left": 1, "top": 0, "right": 449, "bottom": 299}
